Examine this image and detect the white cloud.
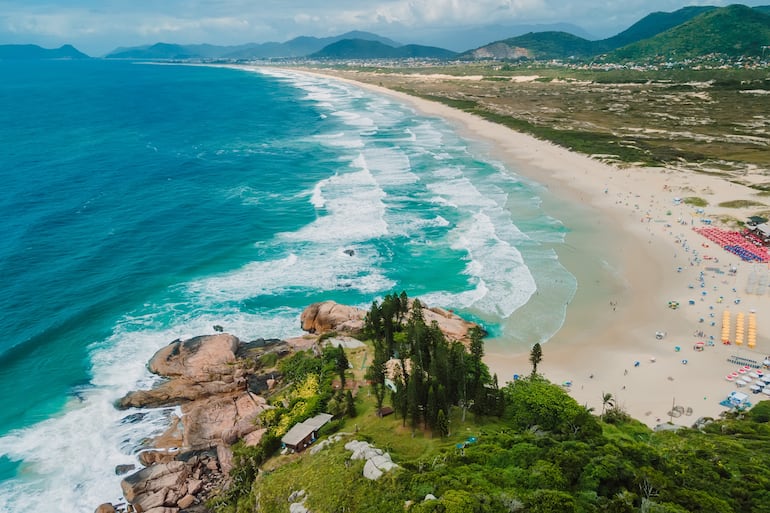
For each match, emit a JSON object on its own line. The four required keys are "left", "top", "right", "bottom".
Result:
{"left": 136, "top": 16, "right": 249, "bottom": 36}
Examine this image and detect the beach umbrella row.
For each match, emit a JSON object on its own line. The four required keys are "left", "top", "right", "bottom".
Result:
{"left": 720, "top": 310, "right": 760, "bottom": 349}
{"left": 736, "top": 312, "right": 745, "bottom": 346}
{"left": 722, "top": 310, "right": 731, "bottom": 344}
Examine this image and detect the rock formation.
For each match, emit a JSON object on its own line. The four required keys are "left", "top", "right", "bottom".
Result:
{"left": 344, "top": 440, "right": 399, "bottom": 480}
{"left": 300, "top": 301, "right": 366, "bottom": 334}
{"left": 118, "top": 452, "right": 223, "bottom": 513}
{"left": 299, "top": 300, "right": 483, "bottom": 345}
{"left": 112, "top": 334, "right": 288, "bottom": 512}
{"left": 103, "top": 299, "right": 478, "bottom": 512}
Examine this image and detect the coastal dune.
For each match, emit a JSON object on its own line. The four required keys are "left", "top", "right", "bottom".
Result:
{"left": 278, "top": 67, "right": 770, "bottom": 426}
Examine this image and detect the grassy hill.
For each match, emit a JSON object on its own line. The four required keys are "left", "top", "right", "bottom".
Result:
{"left": 213, "top": 375, "right": 770, "bottom": 513}
{"left": 610, "top": 4, "right": 770, "bottom": 61}
{"left": 465, "top": 4, "right": 770, "bottom": 62}
{"left": 601, "top": 5, "right": 716, "bottom": 49}
{"left": 465, "top": 31, "right": 599, "bottom": 60}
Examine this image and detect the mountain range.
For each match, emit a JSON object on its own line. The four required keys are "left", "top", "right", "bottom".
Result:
{"left": 3, "top": 4, "right": 770, "bottom": 63}
{"left": 104, "top": 31, "right": 401, "bottom": 60}
{"left": 0, "top": 44, "right": 89, "bottom": 60}
{"left": 468, "top": 4, "right": 770, "bottom": 61}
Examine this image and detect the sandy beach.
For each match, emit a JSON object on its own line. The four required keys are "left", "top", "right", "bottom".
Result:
{"left": 260, "top": 66, "right": 770, "bottom": 427}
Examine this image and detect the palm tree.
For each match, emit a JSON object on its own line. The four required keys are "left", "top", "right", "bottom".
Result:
{"left": 601, "top": 392, "right": 615, "bottom": 416}
{"left": 529, "top": 342, "right": 542, "bottom": 376}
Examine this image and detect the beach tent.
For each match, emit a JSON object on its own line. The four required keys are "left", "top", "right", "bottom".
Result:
{"left": 728, "top": 391, "right": 750, "bottom": 406}
{"left": 756, "top": 223, "right": 770, "bottom": 240}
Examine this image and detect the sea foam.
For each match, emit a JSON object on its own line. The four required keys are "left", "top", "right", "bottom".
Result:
{"left": 0, "top": 63, "right": 577, "bottom": 511}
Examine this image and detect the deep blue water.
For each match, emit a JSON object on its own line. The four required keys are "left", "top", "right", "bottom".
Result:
{"left": 0, "top": 60, "right": 575, "bottom": 510}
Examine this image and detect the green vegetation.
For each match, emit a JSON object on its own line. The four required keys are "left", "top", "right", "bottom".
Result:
{"left": 718, "top": 200, "right": 767, "bottom": 208}
{"left": 323, "top": 62, "right": 770, "bottom": 175}
{"left": 211, "top": 292, "right": 770, "bottom": 513}
{"left": 229, "top": 374, "right": 770, "bottom": 513}
{"left": 610, "top": 5, "right": 770, "bottom": 62}
{"left": 683, "top": 197, "right": 708, "bottom": 207}
{"left": 460, "top": 5, "right": 770, "bottom": 63}
{"left": 363, "top": 292, "right": 503, "bottom": 431}
{"left": 493, "top": 31, "right": 602, "bottom": 60}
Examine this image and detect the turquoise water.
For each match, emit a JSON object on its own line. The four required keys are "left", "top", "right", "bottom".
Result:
{"left": 0, "top": 61, "right": 575, "bottom": 510}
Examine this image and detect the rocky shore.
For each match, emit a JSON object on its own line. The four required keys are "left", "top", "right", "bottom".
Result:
{"left": 96, "top": 300, "right": 479, "bottom": 513}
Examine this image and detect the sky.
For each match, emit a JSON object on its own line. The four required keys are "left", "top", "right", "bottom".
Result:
{"left": 0, "top": 0, "right": 767, "bottom": 55}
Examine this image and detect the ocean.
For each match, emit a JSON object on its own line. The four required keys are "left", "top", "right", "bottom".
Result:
{"left": 0, "top": 60, "right": 576, "bottom": 510}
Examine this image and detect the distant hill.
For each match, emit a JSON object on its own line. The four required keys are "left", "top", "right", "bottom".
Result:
{"left": 311, "top": 39, "right": 456, "bottom": 60}
{"left": 0, "top": 44, "right": 89, "bottom": 60}
{"left": 465, "top": 31, "right": 599, "bottom": 60}
{"left": 105, "top": 31, "right": 401, "bottom": 60}
{"left": 463, "top": 4, "right": 770, "bottom": 61}
{"left": 601, "top": 5, "right": 716, "bottom": 49}
{"left": 609, "top": 4, "right": 770, "bottom": 61}
{"left": 107, "top": 43, "right": 198, "bottom": 60}
{"left": 399, "top": 22, "right": 595, "bottom": 52}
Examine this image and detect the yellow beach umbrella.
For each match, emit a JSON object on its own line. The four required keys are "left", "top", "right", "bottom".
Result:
{"left": 735, "top": 312, "right": 744, "bottom": 346}
{"left": 722, "top": 310, "right": 731, "bottom": 344}
{"left": 748, "top": 312, "right": 757, "bottom": 349}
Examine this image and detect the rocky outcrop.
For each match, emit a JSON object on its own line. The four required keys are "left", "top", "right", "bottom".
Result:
{"left": 287, "top": 489, "right": 309, "bottom": 513}
{"left": 119, "top": 334, "right": 244, "bottom": 409}
{"left": 299, "top": 300, "right": 482, "bottom": 345}
{"left": 111, "top": 334, "right": 284, "bottom": 513}
{"left": 120, "top": 453, "right": 224, "bottom": 513}
{"left": 182, "top": 391, "right": 268, "bottom": 449}
{"left": 421, "top": 305, "right": 483, "bottom": 345}
{"left": 300, "top": 301, "right": 366, "bottom": 334}
{"left": 344, "top": 440, "right": 398, "bottom": 480}
{"left": 148, "top": 334, "right": 239, "bottom": 378}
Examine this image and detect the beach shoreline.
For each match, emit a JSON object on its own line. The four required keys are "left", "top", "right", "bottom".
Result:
{"left": 245, "top": 65, "right": 770, "bottom": 427}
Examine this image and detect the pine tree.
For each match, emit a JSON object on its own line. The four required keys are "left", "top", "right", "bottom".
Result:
{"left": 426, "top": 383, "right": 438, "bottom": 429}
{"left": 468, "top": 327, "right": 485, "bottom": 403}
{"left": 392, "top": 367, "right": 409, "bottom": 426}
{"left": 335, "top": 344, "right": 349, "bottom": 389}
{"left": 345, "top": 390, "right": 357, "bottom": 418}
{"left": 407, "top": 368, "right": 421, "bottom": 431}
{"left": 436, "top": 409, "right": 449, "bottom": 438}
{"left": 365, "top": 337, "right": 388, "bottom": 413}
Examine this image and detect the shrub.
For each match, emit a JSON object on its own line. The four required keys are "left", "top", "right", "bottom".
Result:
{"left": 748, "top": 401, "right": 770, "bottom": 423}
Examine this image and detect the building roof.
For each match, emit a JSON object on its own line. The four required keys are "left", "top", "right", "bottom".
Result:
{"left": 281, "top": 422, "right": 314, "bottom": 447}
{"left": 280, "top": 413, "right": 333, "bottom": 447}
{"left": 303, "top": 413, "right": 333, "bottom": 429}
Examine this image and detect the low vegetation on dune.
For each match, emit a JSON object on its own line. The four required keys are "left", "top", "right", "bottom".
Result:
{"left": 718, "top": 199, "right": 767, "bottom": 209}
{"left": 304, "top": 64, "right": 770, "bottom": 191}
{"left": 210, "top": 292, "right": 770, "bottom": 513}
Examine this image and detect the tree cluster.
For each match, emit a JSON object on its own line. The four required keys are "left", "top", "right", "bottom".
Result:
{"left": 364, "top": 292, "right": 503, "bottom": 435}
